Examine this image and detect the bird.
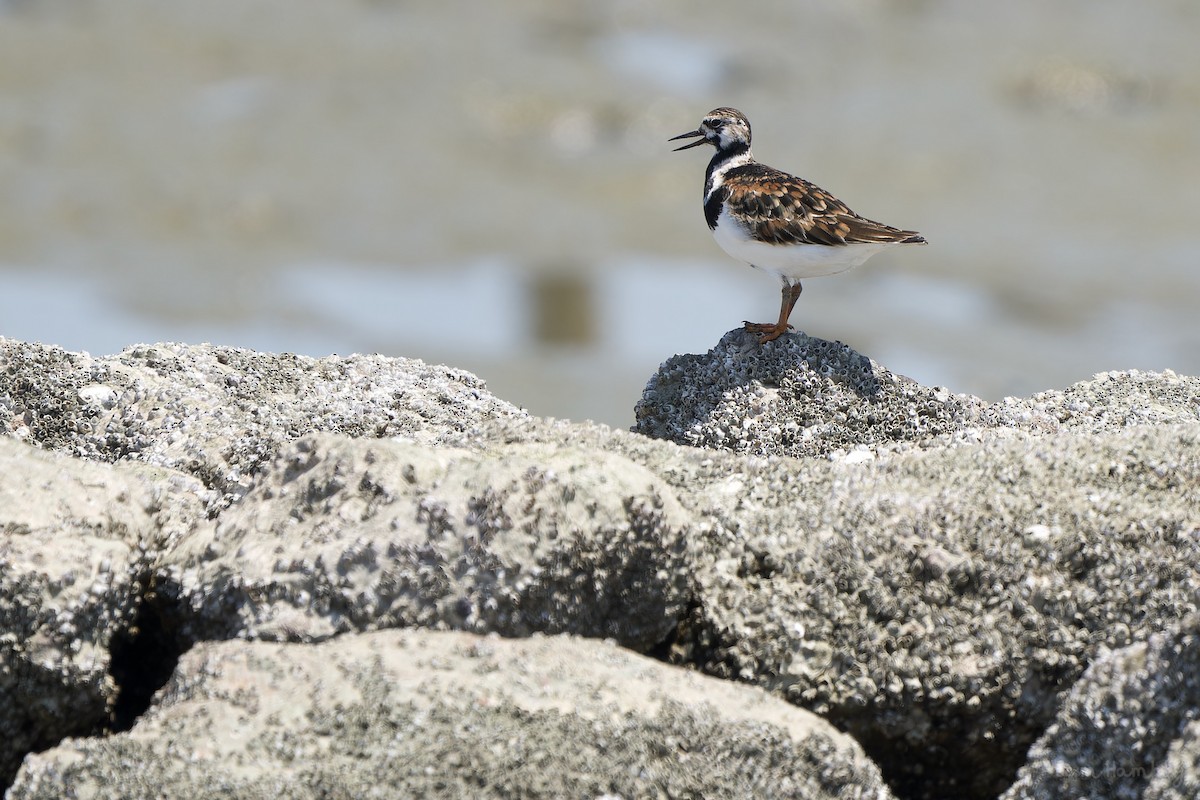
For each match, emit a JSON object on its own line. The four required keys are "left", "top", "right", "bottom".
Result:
{"left": 670, "top": 107, "right": 926, "bottom": 343}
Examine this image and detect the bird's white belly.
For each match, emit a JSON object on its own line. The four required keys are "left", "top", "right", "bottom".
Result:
{"left": 712, "top": 205, "right": 889, "bottom": 282}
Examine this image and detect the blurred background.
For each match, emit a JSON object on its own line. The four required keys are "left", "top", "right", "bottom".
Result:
{"left": 2, "top": 0, "right": 1198, "bottom": 428}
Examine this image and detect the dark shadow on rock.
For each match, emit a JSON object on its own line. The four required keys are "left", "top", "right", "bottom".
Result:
{"left": 106, "top": 576, "right": 188, "bottom": 734}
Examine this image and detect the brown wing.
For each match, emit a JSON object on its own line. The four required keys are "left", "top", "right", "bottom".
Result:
{"left": 721, "top": 164, "right": 925, "bottom": 246}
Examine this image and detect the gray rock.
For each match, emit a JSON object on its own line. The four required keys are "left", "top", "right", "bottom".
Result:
{"left": 1012, "top": 368, "right": 1200, "bottom": 433}
{"left": 8, "top": 630, "right": 898, "bottom": 800}
{"left": 1002, "top": 616, "right": 1200, "bottom": 800}
{"left": 5, "top": 335, "right": 1200, "bottom": 799}
{"left": 998, "top": 618, "right": 1200, "bottom": 796}
{"left": 634, "top": 329, "right": 1200, "bottom": 458}
{"left": 627, "top": 332, "right": 1200, "bottom": 796}
{"left": 161, "top": 433, "right": 693, "bottom": 651}
{"left": 1147, "top": 719, "right": 1200, "bottom": 800}
{"left": 0, "top": 337, "right": 527, "bottom": 505}
{"left": 626, "top": 420, "right": 1200, "bottom": 799}
{"left": 634, "top": 328, "right": 993, "bottom": 457}
{"left": 0, "top": 437, "right": 208, "bottom": 789}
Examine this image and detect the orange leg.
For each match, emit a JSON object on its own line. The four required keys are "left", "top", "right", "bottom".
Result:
{"left": 744, "top": 282, "right": 803, "bottom": 343}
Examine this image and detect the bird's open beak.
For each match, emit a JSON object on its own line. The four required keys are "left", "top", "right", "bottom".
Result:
{"left": 669, "top": 129, "right": 708, "bottom": 151}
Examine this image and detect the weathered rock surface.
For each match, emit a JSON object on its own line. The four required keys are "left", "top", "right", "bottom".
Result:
{"left": 1002, "top": 615, "right": 1200, "bottom": 800}
{"left": 634, "top": 328, "right": 993, "bottom": 457}
{"left": 7, "top": 630, "right": 896, "bottom": 800}
{"left": 665, "top": 421, "right": 1200, "bottom": 799}
{"left": 0, "top": 338, "right": 525, "bottom": 506}
{"left": 4, "top": 333, "right": 1200, "bottom": 800}
{"left": 0, "top": 437, "right": 208, "bottom": 790}
{"left": 162, "top": 434, "right": 693, "bottom": 650}
{"left": 634, "top": 328, "right": 1200, "bottom": 457}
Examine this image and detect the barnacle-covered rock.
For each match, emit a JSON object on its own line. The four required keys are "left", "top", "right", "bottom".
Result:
{"left": 161, "top": 434, "right": 693, "bottom": 651}
{"left": 0, "top": 338, "right": 527, "bottom": 507}
{"left": 6, "top": 335, "right": 1200, "bottom": 800}
{"left": 7, "top": 630, "right": 897, "bottom": 800}
{"left": 0, "top": 437, "right": 208, "bottom": 789}
{"left": 1002, "top": 616, "right": 1200, "bottom": 800}
{"left": 634, "top": 328, "right": 992, "bottom": 457}
{"left": 635, "top": 330, "right": 1200, "bottom": 459}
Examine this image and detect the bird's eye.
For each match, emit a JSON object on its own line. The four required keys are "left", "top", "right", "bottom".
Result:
{"left": 707, "top": 119, "right": 723, "bottom": 129}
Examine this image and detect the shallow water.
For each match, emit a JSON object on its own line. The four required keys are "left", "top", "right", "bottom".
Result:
{"left": 2, "top": 0, "right": 1198, "bottom": 427}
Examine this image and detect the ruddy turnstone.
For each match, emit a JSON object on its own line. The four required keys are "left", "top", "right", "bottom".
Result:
{"left": 670, "top": 107, "right": 926, "bottom": 343}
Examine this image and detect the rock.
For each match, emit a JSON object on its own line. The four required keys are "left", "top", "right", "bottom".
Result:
{"left": 161, "top": 433, "right": 693, "bottom": 651}
{"left": 634, "top": 329, "right": 993, "bottom": 458}
{"left": 5, "top": 335, "right": 1200, "bottom": 799}
{"left": 1016, "top": 368, "right": 1200, "bottom": 432}
{"left": 655, "top": 421, "right": 1200, "bottom": 798}
{"left": 0, "top": 437, "right": 208, "bottom": 789}
{"left": 0, "top": 338, "right": 527, "bottom": 506}
{"left": 7, "top": 630, "right": 898, "bottom": 800}
{"left": 1002, "top": 616, "right": 1200, "bottom": 800}
{"left": 634, "top": 330, "right": 1200, "bottom": 458}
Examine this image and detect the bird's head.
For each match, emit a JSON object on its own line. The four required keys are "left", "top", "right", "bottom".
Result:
{"left": 669, "top": 107, "right": 752, "bottom": 152}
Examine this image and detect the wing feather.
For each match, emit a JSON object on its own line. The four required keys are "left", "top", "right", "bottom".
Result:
{"left": 720, "top": 164, "right": 925, "bottom": 247}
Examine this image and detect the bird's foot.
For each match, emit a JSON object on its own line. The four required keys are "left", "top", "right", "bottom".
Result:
{"left": 742, "top": 321, "right": 791, "bottom": 344}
